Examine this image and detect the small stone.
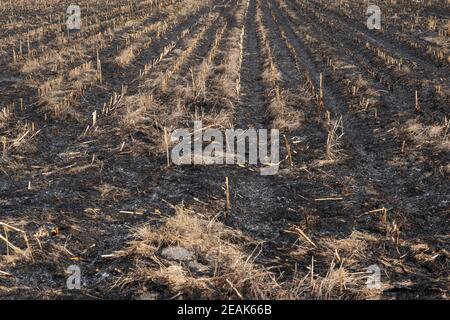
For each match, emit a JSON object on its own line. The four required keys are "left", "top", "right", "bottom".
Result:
{"left": 187, "top": 261, "right": 210, "bottom": 274}
{"left": 161, "top": 246, "right": 194, "bottom": 261}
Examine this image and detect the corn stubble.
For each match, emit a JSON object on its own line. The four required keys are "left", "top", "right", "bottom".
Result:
{"left": 0, "top": 0, "right": 448, "bottom": 300}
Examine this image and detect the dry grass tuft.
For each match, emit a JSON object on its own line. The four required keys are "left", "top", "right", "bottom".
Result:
{"left": 0, "top": 222, "right": 33, "bottom": 264}
{"left": 112, "top": 205, "right": 383, "bottom": 300}
{"left": 114, "top": 205, "right": 283, "bottom": 299}
{"left": 403, "top": 118, "right": 450, "bottom": 153}
{"left": 287, "top": 231, "right": 384, "bottom": 300}
{"left": 325, "top": 115, "right": 344, "bottom": 160}
{"left": 269, "top": 90, "right": 302, "bottom": 130}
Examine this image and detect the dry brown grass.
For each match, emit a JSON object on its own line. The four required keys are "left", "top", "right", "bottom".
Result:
{"left": 113, "top": 205, "right": 282, "bottom": 299}
{"left": 269, "top": 90, "right": 302, "bottom": 130}
{"left": 37, "top": 62, "right": 97, "bottom": 120}
{"left": 0, "top": 221, "right": 35, "bottom": 282}
{"left": 325, "top": 115, "right": 344, "bottom": 161}
{"left": 110, "top": 205, "right": 383, "bottom": 300}
{"left": 1, "top": 0, "right": 447, "bottom": 301}
{"left": 255, "top": 4, "right": 303, "bottom": 131}
{"left": 403, "top": 118, "right": 450, "bottom": 153}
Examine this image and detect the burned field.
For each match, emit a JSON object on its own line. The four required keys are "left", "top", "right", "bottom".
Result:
{"left": 0, "top": 0, "right": 449, "bottom": 299}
